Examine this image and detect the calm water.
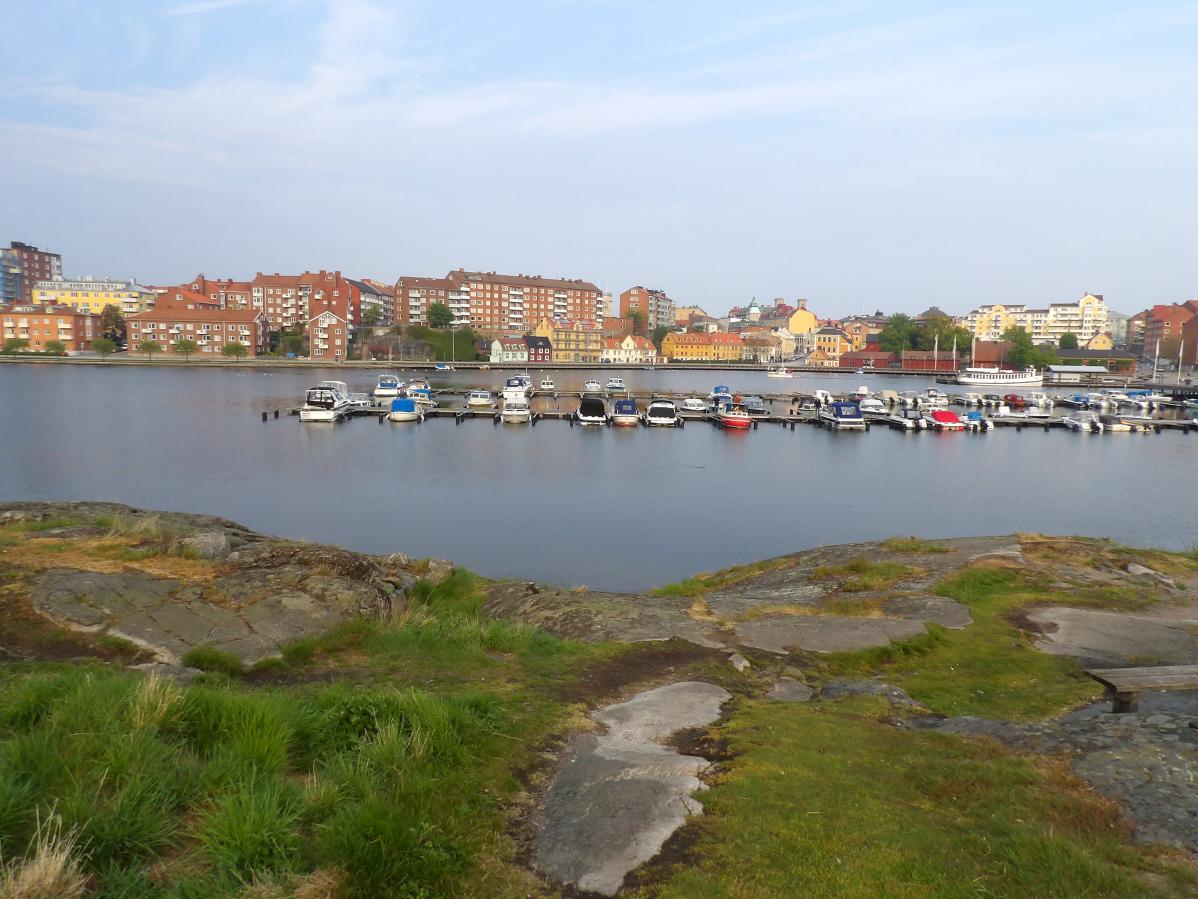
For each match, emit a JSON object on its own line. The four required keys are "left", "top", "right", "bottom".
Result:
{"left": 1, "top": 364, "right": 1195, "bottom": 591}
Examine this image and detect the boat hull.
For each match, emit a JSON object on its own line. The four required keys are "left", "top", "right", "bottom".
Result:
{"left": 300, "top": 407, "right": 345, "bottom": 422}
{"left": 387, "top": 411, "right": 421, "bottom": 422}
{"left": 611, "top": 415, "right": 639, "bottom": 427}
{"left": 717, "top": 414, "right": 752, "bottom": 429}
{"left": 957, "top": 372, "right": 1043, "bottom": 387}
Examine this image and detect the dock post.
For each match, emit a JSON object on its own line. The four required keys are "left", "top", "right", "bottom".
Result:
{"left": 274, "top": 410, "right": 279, "bottom": 419}
{"left": 261, "top": 411, "right": 267, "bottom": 422}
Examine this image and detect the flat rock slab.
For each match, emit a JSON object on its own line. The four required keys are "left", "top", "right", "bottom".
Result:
{"left": 535, "top": 681, "right": 731, "bottom": 896}
{"left": 1027, "top": 607, "right": 1198, "bottom": 667}
{"left": 882, "top": 594, "right": 972, "bottom": 629}
{"left": 768, "top": 679, "right": 814, "bottom": 702}
{"left": 735, "top": 615, "right": 928, "bottom": 654}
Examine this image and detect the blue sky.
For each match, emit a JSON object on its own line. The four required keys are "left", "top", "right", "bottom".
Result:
{"left": 2, "top": 0, "right": 1196, "bottom": 316}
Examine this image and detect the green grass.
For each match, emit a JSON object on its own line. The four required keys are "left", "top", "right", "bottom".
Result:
{"left": 182, "top": 646, "right": 245, "bottom": 678}
{"left": 881, "top": 536, "right": 951, "bottom": 554}
{"left": 811, "top": 558, "right": 918, "bottom": 593}
{"left": 649, "top": 557, "right": 796, "bottom": 597}
{"left": 0, "top": 517, "right": 82, "bottom": 534}
{"left": 636, "top": 701, "right": 1198, "bottom": 898}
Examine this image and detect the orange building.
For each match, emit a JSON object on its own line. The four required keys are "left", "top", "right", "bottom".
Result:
{"left": 1, "top": 304, "right": 101, "bottom": 352}
{"left": 127, "top": 307, "right": 269, "bottom": 356}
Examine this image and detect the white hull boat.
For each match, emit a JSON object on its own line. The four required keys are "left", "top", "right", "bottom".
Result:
{"left": 957, "top": 367, "right": 1043, "bottom": 387}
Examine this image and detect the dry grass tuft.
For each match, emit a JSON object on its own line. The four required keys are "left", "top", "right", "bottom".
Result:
{"left": 128, "top": 674, "right": 183, "bottom": 731}
{"left": 0, "top": 812, "right": 87, "bottom": 899}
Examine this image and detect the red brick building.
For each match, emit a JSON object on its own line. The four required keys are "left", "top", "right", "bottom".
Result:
{"left": 250, "top": 270, "right": 356, "bottom": 332}
{"left": 127, "top": 307, "right": 269, "bottom": 356}
{"left": 619, "top": 286, "right": 674, "bottom": 333}
{"left": 394, "top": 276, "right": 454, "bottom": 328}
{"left": 1142, "top": 302, "right": 1198, "bottom": 354}
{"left": 1, "top": 304, "right": 100, "bottom": 352}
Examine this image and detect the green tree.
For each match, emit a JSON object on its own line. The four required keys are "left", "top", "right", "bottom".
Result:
{"left": 100, "top": 304, "right": 127, "bottom": 344}
{"left": 175, "top": 339, "right": 198, "bottom": 359}
{"left": 913, "top": 319, "right": 972, "bottom": 353}
{"left": 43, "top": 340, "right": 67, "bottom": 356}
{"left": 428, "top": 302, "right": 454, "bottom": 329}
{"left": 878, "top": 314, "right": 918, "bottom": 354}
{"left": 362, "top": 307, "right": 381, "bottom": 328}
{"left": 283, "top": 333, "right": 305, "bottom": 355}
{"left": 3, "top": 338, "right": 30, "bottom": 354}
{"left": 627, "top": 309, "right": 645, "bottom": 336}
{"left": 221, "top": 342, "right": 248, "bottom": 360}
{"left": 91, "top": 337, "right": 116, "bottom": 357}
{"left": 1058, "top": 333, "right": 1078, "bottom": 349}
{"left": 651, "top": 324, "right": 673, "bottom": 351}
{"left": 1000, "top": 327, "right": 1057, "bottom": 369}
{"left": 137, "top": 339, "right": 161, "bottom": 360}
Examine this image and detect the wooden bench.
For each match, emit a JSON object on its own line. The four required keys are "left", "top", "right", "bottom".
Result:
{"left": 1085, "top": 665, "right": 1198, "bottom": 713}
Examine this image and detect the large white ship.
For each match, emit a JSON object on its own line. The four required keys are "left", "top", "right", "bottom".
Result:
{"left": 956, "top": 367, "right": 1043, "bottom": 387}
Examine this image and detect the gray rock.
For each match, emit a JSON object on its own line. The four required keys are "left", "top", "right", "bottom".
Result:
{"left": 1126, "top": 562, "right": 1175, "bottom": 588}
{"left": 424, "top": 558, "right": 454, "bottom": 585}
{"left": 728, "top": 652, "right": 751, "bottom": 672}
{"left": 382, "top": 552, "right": 411, "bottom": 568}
{"left": 1026, "top": 607, "right": 1198, "bottom": 666}
{"left": 822, "top": 678, "right": 922, "bottom": 707}
{"left": 178, "top": 530, "right": 232, "bottom": 560}
{"left": 735, "top": 615, "right": 928, "bottom": 654}
{"left": 768, "top": 679, "right": 814, "bottom": 702}
{"left": 129, "top": 662, "right": 203, "bottom": 684}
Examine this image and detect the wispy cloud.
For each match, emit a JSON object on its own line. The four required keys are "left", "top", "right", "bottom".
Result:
{"left": 160, "top": 0, "right": 257, "bottom": 18}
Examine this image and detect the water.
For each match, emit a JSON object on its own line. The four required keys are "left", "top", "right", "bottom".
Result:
{"left": 1, "top": 364, "right": 1195, "bottom": 591}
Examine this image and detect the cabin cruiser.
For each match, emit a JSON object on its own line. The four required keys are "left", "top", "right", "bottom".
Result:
{"left": 502, "top": 376, "right": 531, "bottom": 402}
{"left": 819, "top": 400, "right": 866, "bottom": 430}
{"left": 878, "top": 390, "right": 900, "bottom": 406}
{"left": 576, "top": 395, "right": 609, "bottom": 425}
{"left": 606, "top": 377, "right": 627, "bottom": 392}
{"left": 766, "top": 367, "right": 794, "bottom": 378}
{"left": 742, "top": 395, "right": 768, "bottom": 416}
{"left": 889, "top": 408, "right": 925, "bottom": 430}
{"left": 1063, "top": 411, "right": 1104, "bottom": 432}
{"left": 982, "top": 393, "right": 1003, "bottom": 407}
{"left": 387, "top": 397, "right": 423, "bottom": 422}
{"left": 1029, "top": 392, "right": 1054, "bottom": 408}
{"left": 708, "top": 384, "right": 732, "bottom": 402}
{"left": 406, "top": 377, "right": 431, "bottom": 392}
{"left": 963, "top": 410, "right": 993, "bottom": 431}
{"left": 851, "top": 385, "right": 872, "bottom": 400}
{"left": 680, "top": 397, "right": 709, "bottom": 413}
{"left": 1002, "top": 393, "right": 1026, "bottom": 407}
{"left": 897, "top": 391, "right": 921, "bottom": 409}
{"left": 539, "top": 378, "right": 556, "bottom": 392}
{"left": 715, "top": 397, "right": 753, "bottom": 429}
{"left": 404, "top": 386, "right": 437, "bottom": 408}
{"left": 582, "top": 379, "right": 603, "bottom": 394}
{"left": 858, "top": 397, "right": 887, "bottom": 416}
{"left": 922, "top": 388, "right": 949, "bottom": 409}
{"left": 611, "top": 398, "right": 640, "bottom": 426}
{"left": 1099, "top": 414, "right": 1134, "bottom": 432}
{"left": 962, "top": 392, "right": 983, "bottom": 406}
{"left": 812, "top": 389, "right": 834, "bottom": 408}
{"left": 465, "top": 390, "right": 494, "bottom": 408}
{"left": 644, "top": 399, "right": 680, "bottom": 427}
{"left": 500, "top": 397, "right": 531, "bottom": 423}
{"left": 926, "top": 409, "right": 965, "bottom": 431}
{"left": 373, "top": 375, "right": 402, "bottom": 398}
{"left": 300, "top": 381, "right": 351, "bottom": 422}
{"left": 1085, "top": 392, "right": 1114, "bottom": 411}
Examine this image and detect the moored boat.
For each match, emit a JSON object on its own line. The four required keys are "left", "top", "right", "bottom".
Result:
{"left": 708, "top": 384, "right": 732, "bottom": 402}
{"left": 539, "top": 378, "right": 556, "bottom": 392}
{"left": 963, "top": 410, "right": 993, "bottom": 431}
{"left": 858, "top": 397, "right": 887, "bottom": 416}
{"left": 465, "top": 390, "right": 494, "bottom": 407}
{"left": 888, "top": 408, "right": 925, "bottom": 430}
{"left": 387, "top": 397, "right": 423, "bottom": 422}
{"left": 582, "top": 379, "right": 603, "bottom": 394}
{"left": 743, "top": 395, "right": 768, "bottom": 416}
{"left": 611, "top": 398, "right": 640, "bottom": 426}
{"left": 680, "top": 397, "right": 709, "bottom": 413}
{"left": 1063, "top": 411, "right": 1104, "bottom": 432}
{"left": 500, "top": 397, "right": 532, "bottom": 423}
{"left": 576, "top": 395, "right": 608, "bottom": 425}
{"left": 644, "top": 399, "right": 680, "bottom": 427}
{"left": 819, "top": 400, "right": 866, "bottom": 430}
{"left": 300, "top": 381, "right": 351, "bottom": 422}
{"left": 766, "top": 367, "right": 794, "bottom": 378}
{"left": 927, "top": 409, "right": 965, "bottom": 431}
{"left": 373, "top": 375, "right": 402, "bottom": 398}
{"left": 606, "top": 377, "right": 627, "bottom": 392}
{"left": 1099, "top": 414, "right": 1134, "bottom": 432}
{"left": 715, "top": 397, "right": 753, "bottom": 429}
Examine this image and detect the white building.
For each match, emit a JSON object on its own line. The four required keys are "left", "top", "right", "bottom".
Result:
{"left": 958, "top": 293, "right": 1108, "bottom": 345}
{"left": 489, "top": 337, "right": 528, "bottom": 364}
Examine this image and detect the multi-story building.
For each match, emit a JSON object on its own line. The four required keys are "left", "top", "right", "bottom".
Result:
{"left": 523, "top": 335, "right": 552, "bottom": 363}
{"left": 660, "top": 332, "right": 744, "bottom": 362}
{"left": 1, "top": 304, "right": 101, "bottom": 353}
{"left": 1141, "top": 301, "right": 1198, "bottom": 353}
{"left": 619, "top": 286, "right": 674, "bottom": 333}
{"left": 674, "top": 306, "right": 709, "bottom": 326}
{"left": 601, "top": 335, "right": 656, "bottom": 364}
{"left": 306, "top": 282, "right": 355, "bottom": 361}
{"left": 534, "top": 317, "right": 603, "bottom": 362}
{"left": 394, "top": 276, "right": 454, "bottom": 328}
{"left": 489, "top": 337, "right": 529, "bottom": 364}
{"left": 447, "top": 271, "right": 602, "bottom": 335}
{"left": 349, "top": 279, "right": 393, "bottom": 326}
{"left": 3, "top": 242, "right": 62, "bottom": 303}
{"left": 32, "top": 277, "right": 154, "bottom": 316}
{"left": 166, "top": 274, "right": 254, "bottom": 310}
{"left": 786, "top": 301, "right": 819, "bottom": 337}
{"left": 126, "top": 307, "right": 269, "bottom": 356}
{"left": 958, "top": 293, "right": 1108, "bottom": 344}
{"left": 841, "top": 315, "right": 885, "bottom": 351}
{"left": 251, "top": 270, "right": 354, "bottom": 332}
{"left": 813, "top": 326, "right": 851, "bottom": 364}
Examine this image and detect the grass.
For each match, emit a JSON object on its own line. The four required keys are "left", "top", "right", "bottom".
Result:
{"left": 649, "top": 557, "right": 796, "bottom": 597}
{"left": 811, "top": 558, "right": 919, "bottom": 593}
{"left": 635, "top": 701, "right": 1198, "bottom": 898}
{"left": 183, "top": 647, "right": 245, "bottom": 678}
{"left": 881, "top": 536, "right": 950, "bottom": 554}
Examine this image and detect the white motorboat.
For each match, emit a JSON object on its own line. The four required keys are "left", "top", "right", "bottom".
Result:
{"left": 851, "top": 385, "right": 872, "bottom": 399}
{"left": 1085, "top": 392, "right": 1114, "bottom": 411}
{"left": 606, "top": 377, "right": 627, "bottom": 392}
{"left": 1029, "top": 392, "right": 1055, "bottom": 408}
{"left": 888, "top": 408, "right": 925, "bottom": 430}
{"left": 576, "top": 395, "right": 608, "bottom": 425}
{"left": 611, "top": 398, "right": 640, "bottom": 426}
{"left": 957, "top": 367, "right": 1043, "bottom": 387}
{"left": 819, "top": 401, "right": 867, "bottom": 430}
{"left": 500, "top": 397, "right": 532, "bottom": 423}
{"left": 387, "top": 397, "right": 423, "bottom": 422}
{"left": 962, "top": 392, "right": 983, "bottom": 406}
{"left": 962, "top": 410, "right": 993, "bottom": 431}
{"left": 812, "top": 389, "right": 833, "bottom": 407}
{"left": 644, "top": 399, "right": 680, "bottom": 426}
{"left": 1099, "top": 414, "right": 1134, "bottom": 432}
{"left": 743, "top": 395, "right": 768, "bottom": 416}
{"left": 922, "top": 388, "right": 949, "bottom": 409}
{"left": 1063, "top": 411, "right": 1104, "bottom": 432}
{"left": 406, "top": 377, "right": 431, "bottom": 392}
{"left": 434, "top": 362, "right": 454, "bottom": 371}
{"left": 465, "top": 390, "right": 494, "bottom": 407}
{"left": 766, "top": 367, "right": 794, "bottom": 378}
{"left": 502, "top": 375, "right": 532, "bottom": 401}
{"left": 680, "top": 397, "right": 709, "bottom": 413}
{"left": 373, "top": 375, "right": 402, "bottom": 398}
{"left": 539, "top": 378, "right": 556, "bottom": 392}
{"left": 404, "top": 386, "right": 437, "bottom": 408}
{"left": 582, "top": 379, "right": 603, "bottom": 394}
{"left": 858, "top": 397, "right": 887, "bottom": 416}
{"left": 300, "top": 380, "right": 351, "bottom": 422}
{"left": 708, "top": 384, "right": 732, "bottom": 402}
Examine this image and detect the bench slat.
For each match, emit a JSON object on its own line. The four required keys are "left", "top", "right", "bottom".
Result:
{"left": 1085, "top": 666, "right": 1198, "bottom": 691}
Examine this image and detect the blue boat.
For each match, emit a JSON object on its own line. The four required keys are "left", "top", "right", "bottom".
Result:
{"left": 611, "top": 398, "right": 640, "bottom": 426}
{"left": 388, "top": 398, "right": 421, "bottom": 422}
{"left": 708, "top": 384, "right": 731, "bottom": 401}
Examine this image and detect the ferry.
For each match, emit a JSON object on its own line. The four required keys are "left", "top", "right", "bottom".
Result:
{"left": 819, "top": 400, "right": 866, "bottom": 430}
{"left": 465, "top": 390, "right": 494, "bottom": 408}
{"left": 957, "top": 367, "right": 1043, "bottom": 387}
{"left": 644, "top": 399, "right": 680, "bottom": 427}
{"left": 611, "top": 398, "right": 640, "bottom": 427}
{"left": 500, "top": 397, "right": 532, "bottom": 424}
{"left": 373, "top": 375, "right": 402, "bottom": 398}
{"left": 715, "top": 397, "right": 753, "bottom": 429}
{"left": 300, "top": 381, "right": 351, "bottom": 422}
{"left": 387, "top": 397, "right": 422, "bottom": 423}
{"left": 576, "top": 395, "right": 608, "bottom": 425}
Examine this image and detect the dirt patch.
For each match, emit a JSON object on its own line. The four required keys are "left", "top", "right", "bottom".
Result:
{"left": 552, "top": 639, "right": 725, "bottom": 705}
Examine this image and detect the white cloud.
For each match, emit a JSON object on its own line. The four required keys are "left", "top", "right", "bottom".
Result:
{"left": 161, "top": 0, "right": 258, "bottom": 17}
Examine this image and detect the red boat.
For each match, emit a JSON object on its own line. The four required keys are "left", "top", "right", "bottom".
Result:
{"left": 928, "top": 410, "right": 965, "bottom": 431}
{"left": 716, "top": 396, "right": 753, "bottom": 429}
{"left": 1003, "top": 393, "right": 1026, "bottom": 407}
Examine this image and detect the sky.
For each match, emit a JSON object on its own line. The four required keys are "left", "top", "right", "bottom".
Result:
{"left": 2, "top": 1, "right": 1196, "bottom": 317}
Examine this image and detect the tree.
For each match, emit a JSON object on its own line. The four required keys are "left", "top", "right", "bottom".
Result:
{"left": 101, "top": 305, "right": 127, "bottom": 344}
{"left": 913, "top": 318, "right": 972, "bottom": 353}
{"left": 91, "top": 337, "right": 116, "bottom": 358}
{"left": 175, "top": 339, "right": 198, "bottom": 359}
{"left": 1059, "top": 333, "right": 1079, "bottom": 349}
{"left": 627, "top": 309, "right": 645, "bottom": 336}
{"left": 1000, "top": 327, "right": 1057, "bottom": 369}
{"left": 3, "top": 338, "right": 29, "bottom": 354}
{"left": 283, "top": 333, "right": 305, "bottom": 356}
{"left": 428, "top": 302, "right": 453, "bottom": 329}
{"left": 137, "top": 339, "right": 161, "bottom": 360}
{"left": 362, "top": 307, "right": 381, "bottom": 328}
{"left": 221, "top": 342, "right": 248, "bottom": 360}
{"left": 878, "top": 314, "right": 918, "bottom": 354}
{"left": 651, "top": 325, "right": 673, "bottom": 351}
{"left": 43, "top": 340, "right": 66, "bottom": 356}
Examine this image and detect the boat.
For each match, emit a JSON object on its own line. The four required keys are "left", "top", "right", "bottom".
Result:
{"left": 539, "top": 378, "right": 556, "bottom": 392}
{"left": 818, "top": 400, "right": 866, "bottom": 430}
{"left": 1057, "top": 393, "right": 1089, "bottom": 408}
{"left": 1085, "top": 392, "right": 1114, "bottom": 411}
{"left": 1029, "top": 392, "right": 1055, "bottom": 408}
{"left": 851, "top": 385, "right": 872, "bottom": 399}
{"left": 708, "top": 385, "right": 732, "bottom": 402}
{"left": 500, "top": 397, "right": 532, "bottom": 423}
{"left": 743, "top": 395, "right": 768, "bottom": 416}
{"left": 813, "top": 389, "right": 834, "bottom": 407}
{"left": 576, "top": 395, "right": 608, "bottom": 425}
{"left": 680, "top": 397, "right": 709, "bottom": 413}
{"left": 404, "top": 386, "right": 437, "bottom": 408}
{"left": 502, "top": 376, "right": 531, "bottom": 401}
{"left": 606, "top": 377, "right": 627, "bottom": 392}
{"left": 465, "top": 390, "right": 494, "bottom": 408}
{"left": 982, "top": 393, "right": 1003, "bottom": 407}
{"left": 406, "top": 377, "right": 431, "bottom": 392}
{"left": 963, "top": 410, "right": 993, "bottom": 431}
{"left": 922, "top": 388, "right": 949, "bottom": 409}
{"left": 300, "top": 381, "right": 351, "bottom": 422}
{"left": 858, "top": 397, "right": 887, "bottom": 416}
{"left": 1063, "top": 411, "right": 1104, "bottom": 432}
{"left": 387, "top": 397, "right": 423, "bottom": 423}
{"left": 715, "top": 396, "right": 753, "bottom": 429}
{"left": 957, "top": 366, "right": 1043, "bottom": 387}
{"left": 644, "top": 399, "right": 680, "bottom": 427}
{"left": 962, "top": 392, "right": 983, "bottom": 406}
{"left": 1099, "top": 414, "right": 1134, "bottom": 432}
{"left": 766, "top": 367, "right": 794, "bottom": 378}
{"left": 926, "top": 409, "right": 965, "bottom": 431}
{"left": 888, "top": 408, "right": 925, "bottom": 430}
{"left": 1002, "top": 393, "right": 1026, "bottom": 408}
{"left": 897, "top": 391, "right": 920, "bottom": 409}
{"left": 373, "top": 375, "right": 402, "bottom": 398}
{"left": 434, "top": 362, "right": 454, "bottom": 371}
{"left": 582, "top": 379, "right": 603, "bottom": 394}
{"left": 611, "top": 398, "right": 640, "bottom": 426}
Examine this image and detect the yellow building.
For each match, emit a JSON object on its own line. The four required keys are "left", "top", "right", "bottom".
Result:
{"left": 1085, "top": 331, "right": 1113, "bottom": 350}
{"left": 661, "top": 331, "right": 744, "bottom": 361}
{"left": 32, "top": 278, "right": 156, "bottom": 315}
{"left": 786, "top": 301, "right": 818, "bottom": 336}
{"left": 958, "top": 293, "right": 1107, "bottom": 345}
{"left": 535, "top": 317, "right": 603, "bottom": 362}
{"left": 813, "top": 326, "right": 851, "bottom": 363}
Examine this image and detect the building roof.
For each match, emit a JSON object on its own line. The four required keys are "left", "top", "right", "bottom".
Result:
{"left": 154, "top": 288, "right": 221, "bottom": 310}
{"left": 1056, "top": 348, "right": 1137, "bottom": 361}
{"left": 901, "top": 349, "right": 960, "bottom": 359}
{"left": 396, "top": 275, "right": 453, "bottom": 289}
{"left": 523, "top": 335, "right": 551, "bottom": 349}
{"left": 1047, "top": 365, "right": 1109, "bottom": 373}
{"left": 449, "top": 270, "right": 600, "bottom": 293}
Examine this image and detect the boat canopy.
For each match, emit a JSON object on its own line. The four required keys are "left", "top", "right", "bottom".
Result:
{"left": 613, "top": 399, "right": 639, "bottom": 415}
{"left": 930, "top": 410, "right": 960, "bottom": 423}
{"left": 712, "top": 385, "right": 730, "bottom": 394}
{"left": 830, "top": 401, "right": 862, "bottom": 418}
{"left": 578, "top": 396, "right": 607, "bottom": 417}
{"left": 391, "top": 398, "right": 417, "bottom": 413}
{"left": 965, "top": 410, "right": 984, "bottom": 421}
{"left": 305, "top": 388, "right": 339, "bottom": 409}
{"left": 506, "top": 377, "right": 525, "bottom": 388}
{"left": 377, "top": 375, "right": 399, "bottom": 386}
{"left": 406, "top": 387, "right": 432, "bottom": 398}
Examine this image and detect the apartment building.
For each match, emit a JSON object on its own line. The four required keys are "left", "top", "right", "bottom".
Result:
{"left": 394, "top": 276, "right": 454, "bottom": 328}
{"left": 660, "top": 332, "right": 744, "bottom": 362}
{"left": 127, "top": 307, "right": 269, "bottom": 356}
{"left": 1142, "top": 301, "right": 1198, "bottom": 352}
{"left": 348, "top": 279, "right": 393, "bottom": 326}
{"left": 1, "top": 304, "right": 101, "bottom": 352}
{"left": 958, "top": 293, "right": 1108, "bottom": 344}
{"left": 619, "top": 286, "right": 674, "bottom": 333}
{"left": 161, "top": 274, "right": 254, "bottom": 310}
{"left": 2, "top": 242, "right": 62, "bottom": 303}
{"left": 250, "top": 270, "right": 355, "bottom": 332}
{"left": 534, "top": 317, "right": 603, "bottom": 362}
{"left": 601, "top": 335, "right": 656, "bottom": 364}
{"left": 32, "top": 277, "right": 155, "bottom": 315}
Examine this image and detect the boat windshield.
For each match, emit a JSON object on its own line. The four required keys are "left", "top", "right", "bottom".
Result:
{"left": 306, "top": 389, "right": 337, "bottom": 409}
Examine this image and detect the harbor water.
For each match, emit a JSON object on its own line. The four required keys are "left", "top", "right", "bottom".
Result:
{"left": 1, "top": 363, "right": 1195, "bottom": 591}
